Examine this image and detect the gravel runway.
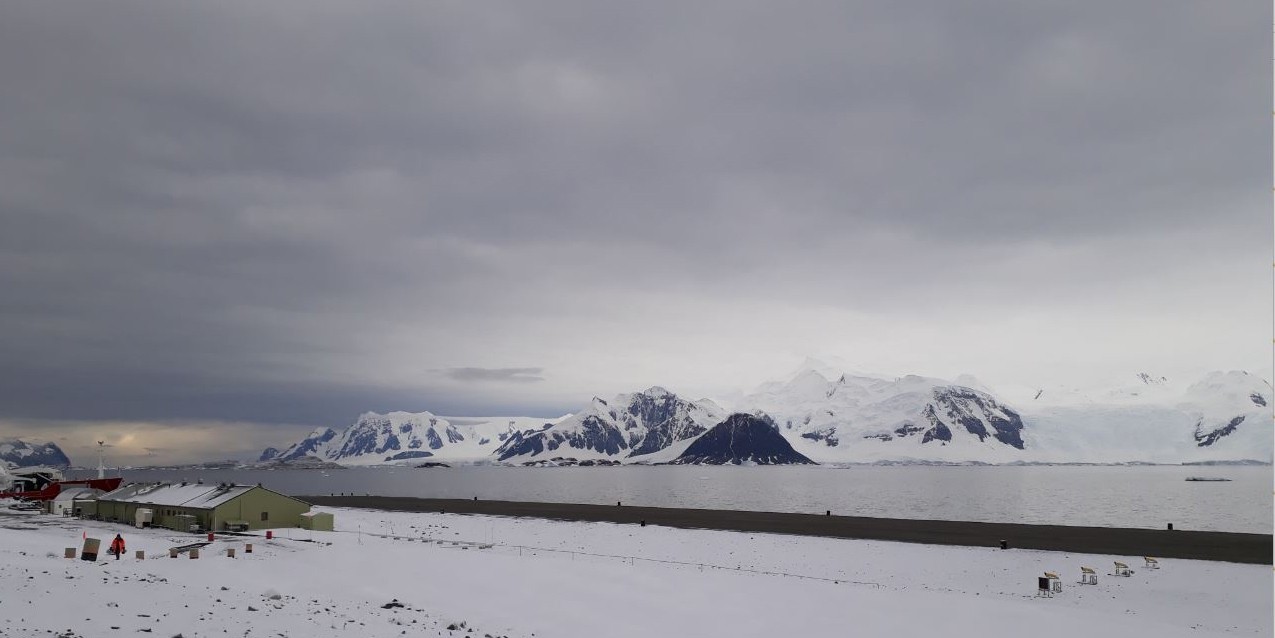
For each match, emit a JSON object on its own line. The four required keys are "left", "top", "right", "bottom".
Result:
{"left": 302, "top": 495, "right": 1272, "bottom": 564}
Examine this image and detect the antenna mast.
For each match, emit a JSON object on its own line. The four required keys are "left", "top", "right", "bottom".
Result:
{"left": 97, "top": 441, "right": 105, "bottom": 479}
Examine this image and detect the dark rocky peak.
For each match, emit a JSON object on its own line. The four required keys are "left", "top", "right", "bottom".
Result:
{"left": 1195, "top": 416, "right": 1246, "bottom": 448}
{"left": 928, "top": 387, "right": 1025, "bottom": 449}
{"left": 671, "top": 413, "right": 815, "bottom": 465}
{"left": 625, "top": 390, "right": 681, "bottom": 423}
{"left": 802, "top": 428, "right": 839, "bottom": 447}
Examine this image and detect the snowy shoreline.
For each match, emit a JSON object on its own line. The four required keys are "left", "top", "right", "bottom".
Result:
{"left": 1, "top": 506, "right": 1270, "bottom": 637}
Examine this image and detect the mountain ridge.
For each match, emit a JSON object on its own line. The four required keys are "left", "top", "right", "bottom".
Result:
{"left": 262, "top": 369, "right": 1272, "bottom": 466}
{"left": 0, "top": 438, "right": 72, "bottom": 468}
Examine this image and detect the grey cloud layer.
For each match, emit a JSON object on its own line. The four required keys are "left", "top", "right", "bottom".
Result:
{"left": 0, "top": 1, "right": 1268, "bottom": 437}
{"left": 445, "top": 368, "right": 546, "bottom": 384}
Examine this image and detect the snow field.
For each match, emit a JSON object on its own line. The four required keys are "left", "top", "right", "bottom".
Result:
{"left": 0, "top": 506, "right": 1269, "bottom": 637}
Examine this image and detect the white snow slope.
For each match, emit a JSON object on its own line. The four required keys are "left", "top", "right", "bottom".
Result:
{"left": 1, "top": 507, "right": 1267, "bottom": 637}
{"left": 1019, "top": 371, "right": 1273, "bottom": 464}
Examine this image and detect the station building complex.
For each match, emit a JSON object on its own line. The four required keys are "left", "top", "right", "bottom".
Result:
{"left": 87, "top": 482, "right": 316, "bottom": 532}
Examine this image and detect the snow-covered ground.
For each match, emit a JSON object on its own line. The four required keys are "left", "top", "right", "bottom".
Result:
{"left": 0, "top": 507, "right": 1268, "bottom": 637}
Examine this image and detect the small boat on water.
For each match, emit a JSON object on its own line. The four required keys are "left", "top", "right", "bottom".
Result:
{"left": 1184, "top": 476, "right": 1231, "bottom": 482}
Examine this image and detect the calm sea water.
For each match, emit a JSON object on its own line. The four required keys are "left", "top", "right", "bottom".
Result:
{"left": 80, "top": 465, "right": 1273, "bottom": 534}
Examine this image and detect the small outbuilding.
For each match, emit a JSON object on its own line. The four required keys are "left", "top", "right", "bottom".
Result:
{"left": 95, "top": 482, "right": 312, "bottom": 532}
{"left": 72, "top": 493, "right": 99, "bottom": 518}
{"left": 298, "top": 511, "right": 335, "bottom": 531}
{"left": 46, "top": 487, "right": 104, "bottom": 517}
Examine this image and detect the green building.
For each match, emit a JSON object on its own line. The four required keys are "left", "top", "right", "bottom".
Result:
{"left": 94, "top": 482, "right": 314, "bottom": 532}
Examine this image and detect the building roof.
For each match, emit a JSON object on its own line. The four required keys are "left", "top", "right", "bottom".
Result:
{"left": 98, "top": 482, "right": 259, "bottom": 509}
{"left": 53, "top": 487, "right": 102, "bottom": 503}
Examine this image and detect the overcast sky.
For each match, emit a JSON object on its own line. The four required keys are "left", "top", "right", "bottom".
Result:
{"left": 1, "top": 1, "right": 1269, "bottom": 464}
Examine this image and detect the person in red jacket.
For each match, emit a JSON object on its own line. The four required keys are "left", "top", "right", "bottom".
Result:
{"left": 109, "top": 534, "right": 125, "bottom": 560}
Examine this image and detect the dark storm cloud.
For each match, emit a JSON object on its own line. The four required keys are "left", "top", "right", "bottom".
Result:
{"left": 0, "top": 0, "right": 1267, "bottom": 444}
{"left": 444, "top": 368, "right": 546, "bottom": 384}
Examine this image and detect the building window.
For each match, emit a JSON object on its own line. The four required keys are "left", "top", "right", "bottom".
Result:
{"left": 260, "top": 511, "right": 268, "bottom": 522}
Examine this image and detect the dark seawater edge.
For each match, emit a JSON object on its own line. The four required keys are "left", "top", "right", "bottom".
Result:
{"left": 69, "top": 464, "right": 1273, "bottom": 534}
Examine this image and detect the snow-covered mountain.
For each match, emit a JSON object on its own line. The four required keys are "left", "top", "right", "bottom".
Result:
{"left": 740, "top": 370, "right": 1027, "bottom": 463}
{"left": 669, "top": 413, "right": 815, "bottom": 465}
{"left": 494, "top": 387, "right": 724, "bottom": 462}
{"left": 1021, "top": 371, "right": 1272, "bottom": 463}
{"left": 265, "top": 387, "right": 723, "bottom": 466}
{"left": 736, "top": 366, "right": 1271, "bottom": 464}
{"left": 265, "top": 413, "right": 568, "bottom": 465}
{"left": 263, "top": 368, "right": 1271, "bottom": 466}
{"left": 0, "top": 438, "right": 71, "bottom": 468}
